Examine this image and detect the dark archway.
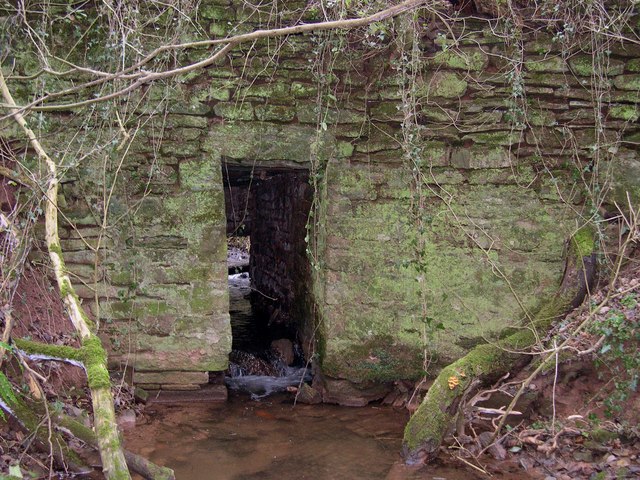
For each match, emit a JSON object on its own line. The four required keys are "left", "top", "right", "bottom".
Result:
{"left": 222, "top": 163, "right": 313, "bottom": 357}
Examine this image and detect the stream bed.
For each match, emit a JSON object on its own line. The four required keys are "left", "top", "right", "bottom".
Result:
{"left": 123, "top": 394, "right": 487, "bottom": 480}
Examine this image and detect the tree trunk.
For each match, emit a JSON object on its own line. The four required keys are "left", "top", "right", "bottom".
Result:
{"left": 0, "top": 70, "right": 132, "bottom": 480}
{"left": 402, "top": 231, "right": 596, "bottom": 464}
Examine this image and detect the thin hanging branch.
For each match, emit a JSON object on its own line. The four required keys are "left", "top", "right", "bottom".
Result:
{"left": 0, "top": 0, "right": 439, "bottom": 115}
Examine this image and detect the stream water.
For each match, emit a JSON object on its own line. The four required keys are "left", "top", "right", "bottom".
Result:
{"left": 122, "top": 253, "right": 500, "bottom": 479}
{"left": 123, "top": 395, "right": 486, "bottom": 480}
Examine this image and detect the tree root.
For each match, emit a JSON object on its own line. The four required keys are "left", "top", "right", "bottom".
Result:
{"left": 402, "top": 231, "right": 596, "bottom": 464}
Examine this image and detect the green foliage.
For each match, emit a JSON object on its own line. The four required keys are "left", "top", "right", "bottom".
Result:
{"left": 0, "top": 372, "right": 18, "bottom": 420}
{"left": 591, "top": 301, "right": 640, "bottom": 417}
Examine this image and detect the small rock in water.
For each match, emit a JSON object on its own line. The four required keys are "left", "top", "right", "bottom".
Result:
{"left": 271, "top": 338, "right": 295, "bottom": 366}
{"left": 295, "top": 383, "right": 322, "bottom": 404}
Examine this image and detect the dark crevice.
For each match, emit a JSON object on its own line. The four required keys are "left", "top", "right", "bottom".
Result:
{"left": 223, "top": 162, "right": 313, "bottom": 365}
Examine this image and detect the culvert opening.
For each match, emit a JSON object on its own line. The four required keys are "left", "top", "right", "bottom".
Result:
{"left": 222, "top": 163, "right": 313, "bottom": 397}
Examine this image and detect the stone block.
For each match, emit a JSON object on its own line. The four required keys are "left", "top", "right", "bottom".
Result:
{"left": 203, "top": 123, "right": 334, "bottom": 163}
{"left": 450, "top": 146, "right": 513, "bottom": 169}
{"left": 213, "top": 102, "right": 254, "bottom": 121}
{"left": 125, "top": 330, "right": 231, "bottom": 371}
{"left": 428, "top": 48, "right": 489, "bottom": 71}
{"left": 237, "top": 82, "right": 291, "bottom": 100}
{"left": 525, "top": 55, "right": 567, "bottom": 73}
{"left": 417, "top": 141, "right": 449, "bottom": 167}
{"left": 179, "top": 158, "right": 222, "bottom": 190}
{"left": 601, "top": 148, "right": 640, "bottom": 206}
{"left": 148, "top": 385, "right": 228, "bottom": 403}
{"left": 321, "top": 378, "right": 391, "bottom": 407}
{"left": 297, "top": 106, "right": 366, "bottom": 125}
{"left": 609, "top": 105, "right": 639, "bottom": 122}
{"left": 419, "top": 71, "right": 468, "bottom": 98}
{"left": 291, "top": 82, "right": 317, "bottom": 98}
{"left": 164, "top": 115, "right": 208, "bottom": 129}
{"left": 255, "top": 104, "right": 296, "bottom": 122}
{"left": 199, "top": 4, "right": 235, "bottom": 20}
{"left": 568, "top": 55, "right": 624, "bottom": 77}
{"left": 462, "top": 131, "right": 522, "bottom": 146}
{"left": 627, "top": 58, "right": 640, "bottom": 72}
{"left": 613, "top": 75, "right": 640, "bottom": 91}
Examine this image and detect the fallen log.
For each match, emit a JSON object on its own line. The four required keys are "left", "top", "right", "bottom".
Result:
{"left": 1, "top": 396, "right": 175, "bottom": 480}
{"left": 54, "top": 411, "right": 176, "bottom": 480}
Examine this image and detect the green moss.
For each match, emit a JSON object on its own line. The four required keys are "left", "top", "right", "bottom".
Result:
{"left": 525, "top": 56, "right": 567, "bottom": 73}
{"left": 255, "top": 104, "right": 296, "bottom": 122}
{"left": 81, "top": 336, "right": 111, "bottom": 390}
{"left": 567, "top": 55, "right": 624, "bottom": 77}
{"left": 572, "top": 225, "right": 596, "bottom": 259}
{"left": 60, "top": 278, "right": 73, "bottom": 298}
{"left": 613, "top": 75, "right": 640, "bottom": 91}
{"left": 7, "top": 395, "right": 85, "bottom": 468}
{"left": 14, "top": 338, "right": 82, "bottom": 360}
{"left": 463, "top": 131, "right": 520, "bottom": 146}
{"left": 291, "top": 82, "right": 318, "bottom": 98}
{"left": 237, "top": 82, "right": 291, "bottom": 100}
{"left": 323, "top": 336, "right": 425, "bottom": 382}
{"left": 403, "top": 292, "right": 569, "bottom": 454}
{"left": 336, "top": 141, "right": 355, "bottom": 158}
{"left": 49, "top": 242, "right": 63, "bottom": 257}
{"left": 213, "top": 102, "right": 254, "bottom": 121}
{"left": 419, "top": 72, "right": 467, "bottom": 99}
{"left": 199, "top": 4, "right": 236, "bottom": 21}
{"left": 431, "top": 49, "right": 488, "bottom": 71}
{"left": 79, "top": 308, "right": 96, "bottom": 331}
{"left": 627, "top": 58, "right": 640, "bottom": 72}
{"left": 609, "top": 105, "right": 639, "bottom": 122}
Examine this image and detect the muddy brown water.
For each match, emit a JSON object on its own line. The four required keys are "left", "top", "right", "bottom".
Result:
{"left": 123, "top": 393, "right": 489, "bottom": 480}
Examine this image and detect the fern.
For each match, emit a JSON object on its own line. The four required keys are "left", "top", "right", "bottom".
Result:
{"left": 0, "top": 371, "right": 18, "bottom": 421}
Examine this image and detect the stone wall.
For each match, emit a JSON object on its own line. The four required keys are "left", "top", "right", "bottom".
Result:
{"left": 2, "top": 1, "right": 639, "bottom": 394}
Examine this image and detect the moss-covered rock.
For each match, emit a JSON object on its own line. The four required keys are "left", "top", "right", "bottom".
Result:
{"left": 429, "top": 48, "right": 489, "bottom": 71}
{"left": 419, "top": 72, "right": 468, "bottom": 99}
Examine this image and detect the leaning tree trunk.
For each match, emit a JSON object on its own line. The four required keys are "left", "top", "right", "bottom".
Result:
{"left": 0, "top": 71, "right": 131, "bottom": 480}
{"left": 402, "top": 229, "right": 596, "bottom": 464}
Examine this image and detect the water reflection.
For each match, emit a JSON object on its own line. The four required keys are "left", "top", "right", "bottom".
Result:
{"left": 125, "top": 396, "right": 437, "bottom": 479}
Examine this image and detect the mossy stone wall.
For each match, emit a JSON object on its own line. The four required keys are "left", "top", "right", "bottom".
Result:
{"left": 2, "top": 1, "right": 639, "bottom": 391}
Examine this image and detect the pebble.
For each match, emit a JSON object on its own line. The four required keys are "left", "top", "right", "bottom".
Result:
{"left": 117, "top": 409, "right": 136, "bottom": 429}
